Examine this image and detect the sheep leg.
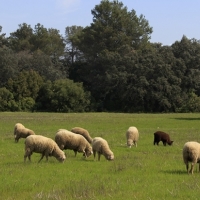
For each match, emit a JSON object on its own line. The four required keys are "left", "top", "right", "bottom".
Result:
{"left": 45, "top": 155, "right": 49, "bottom": 162}
{"left": 24, "top": 149, "right": 31, "bottom": 162}
{"left": 163, "top": 140, "right": 166, "bottom": 146}
{"left": 24, "top": 155, "right": 27, "bottom": 162}
{"left": 83, "top": 150, "right": 87, "bottom": 158}
{"left": 24, "top": 154, "right": 31, "bottom": 162}
{"left": 73, "top": 150, "right": 77, "bottom": 157}
{"left": 199, "top": 163, "right": 200, "bottom": 172}
{"left": 93, "top": 151, "right": 96, "bottom": 160}
{"left": 186, "top": 163, "right": 189, "bottom": 173}
{"left": 15, "top": 136, "right": 19, "bottom": 143}
{"left": 134, "top": 142, "right": 137, "bottom": 147}
{"left": 98, "top": 153, "right": 101, "bottom": 161}
{"left": 38, "top": 153, "right": 45, "bottom": 163}
{"left": 189, "top": 163, "right": 195, "bottom": 174}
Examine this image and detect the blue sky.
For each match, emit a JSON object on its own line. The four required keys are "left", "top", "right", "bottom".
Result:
{"left": 1, "top": 0, "right": 200, "bottom": 45}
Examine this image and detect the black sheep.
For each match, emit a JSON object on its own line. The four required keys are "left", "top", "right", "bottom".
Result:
{"left": 153, "top": 131, "right": 173, "bottom": 146}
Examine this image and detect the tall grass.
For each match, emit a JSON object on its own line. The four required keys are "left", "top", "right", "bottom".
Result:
{"left": 1, "top": 112, "right": 200, "bottom": 199}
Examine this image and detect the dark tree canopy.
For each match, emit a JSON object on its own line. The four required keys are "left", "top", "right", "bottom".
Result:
{"left": 0, "top": 1, "right": 200, "bottom": 113}
{"left": 70, "top": 0, "right": 153, "bottom": 110}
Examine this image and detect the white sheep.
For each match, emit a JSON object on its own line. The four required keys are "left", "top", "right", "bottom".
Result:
{"left": 71, "top": 127, "right": 93, "bottom": 143}
{"left": 183, "top": 141, "right": 200, "bottom": 174}
{"left": 24, "top": 135, "right": 66, "bottom": 163}
{"left": 14, "top": 123, "right": 35, "bottom": 142}
{"left": 126, "top": 126, "right": 139, "bottom": 148}
{"left": 92, "top": 137, "right": 114, "bottom": 161}
{"left": 55, "top": 129, "right": 93, "bottom": 158}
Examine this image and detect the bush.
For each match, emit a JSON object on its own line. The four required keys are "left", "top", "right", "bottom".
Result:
{"left": 36, "top": 79, "right": 91, "bottom": 112}
{"left": 0, "top": 87, "right": 18, "bottom": 111}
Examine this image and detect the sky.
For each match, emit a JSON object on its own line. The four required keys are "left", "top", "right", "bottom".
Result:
{"left": 0, "top": 0, "right": 200, "bottom": 45}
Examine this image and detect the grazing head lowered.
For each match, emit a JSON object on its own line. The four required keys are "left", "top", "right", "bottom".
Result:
{"left": 92, "top": 137, "right": 114, "bottom": 161}
{"left": 153, "top": 131, "right": 173, "bottom": 146}
{"left": 24, "top": 135, "right": 66, "bottom": 163}
{"left": 14, "top": 123, "right": 35, "bottom": 143}
{"left": 126, "top": 126, "right": 139, "bottom": 148}
{"left": 183, "top": 141, "right": 200, "bottom": 174}
{"left": 55, "top": 129, "right": 93, "bottom": 158}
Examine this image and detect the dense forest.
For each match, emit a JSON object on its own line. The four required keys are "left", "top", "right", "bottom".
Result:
{"left": 1, "top": 0, "right": 200, "bottom": 113}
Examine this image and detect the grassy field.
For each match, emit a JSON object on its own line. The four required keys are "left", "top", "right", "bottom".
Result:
{"left": 1, "top": 112, "right": 200, "bottom": 199}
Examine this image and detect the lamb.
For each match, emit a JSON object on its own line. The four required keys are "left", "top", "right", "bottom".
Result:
{"left": 153, "top": 131, "right": 173, "bottom": 146}
{"left": 92, "top": 137, "right": 114, "bottom": 161}
{"left": 14, "top": 123, "right": 35, "bottom": 142}
{"left": 183, "top": 141, "right": 200, "bottom": 174}
{"left": 55, "top": 129, "right": 93, "bottom": 158}
{"left": 126, "top": 126, "right": 139, "bottom": 148}
{"left": 24, "top": 135, "right": 66, "bottom": 163}
{"left": 71, "top": 127, "right": 93, "bottom": 143}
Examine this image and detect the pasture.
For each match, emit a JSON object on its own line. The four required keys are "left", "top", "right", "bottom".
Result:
{"left": 1, "top": 112, "right": 200, "bottom": 199}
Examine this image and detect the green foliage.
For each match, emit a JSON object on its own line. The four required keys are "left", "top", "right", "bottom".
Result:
{"left": 7, "top": 70, "right": 43, "bottom": 101}
{"left": 65, "top": 26, "right": 84, "bottom": 64}
{"left": 9, "top": 23, "right": 34, "bottom": 52}
{"left": 0, "top": 26, "right": 8, "bottom": 47}
{"left": 172, "top": 36, "right": 200, "bottom": 93}
{"left": 178, "top": 92, "right": 200, "bottom": 112}
{"left": 31, "top": 50, "right": 66, "bottom": 81}
{"left": 9, "top": 23, "right": 65, "bottom": 58}
{"left": 0, "top": 46, "right": 18, "bottom": 87}
{"left": 36, "top": 79, "right": 91, "bottom": 112}
{"left": 18, "top": 97, "right": 35, "bottom": 111}
{"left": 1, "top": 112, "right": 200, "bottom": 199}
{"left": 31, "top": 23, "right": 65, "bottom": 58}
{"left": 1, "top": 2, "right": 200, "bottom": 113}
{"left": 0, "top": 87, "right": 18, "bottom": 111}
{"left": 69, "top": 0, "right": 153, "bottom": 111}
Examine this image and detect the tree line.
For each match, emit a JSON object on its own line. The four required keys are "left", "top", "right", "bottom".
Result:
{"left": 0, "top": 0, "right": 200, "bottom": 113}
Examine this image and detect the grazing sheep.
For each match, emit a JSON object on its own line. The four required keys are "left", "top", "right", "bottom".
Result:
{"left": 153, "top": 131, "right": 173, "bottom": 146}
{"left": 183, "top": 141, "right": 200, "bottom": 174}
{"left": 92, "top": 137, "right": 114, "bottom": 161}
{"left": 71, "top": 127, "right": 93, "bottom": 143}
{"left": 24, "top": 135, "right": 66, "bottom": 163}
{"left": 14, "top": 123, "right": 35, "bottom": 142}
{"left": 55, "top": 129, "right": 93, "bottom": 158}
{"left": 126, "top": 126, "right": 139, "bottom": 148}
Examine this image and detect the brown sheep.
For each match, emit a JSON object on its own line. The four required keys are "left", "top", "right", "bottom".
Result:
{"left": 153, "top": 131, "right": 173, "bottom": 146}
{"left": 14, "top": 123, "right": 35, "bottom": 142}
{"left": 71, "top": 127, "right": 93, "bottom": 143}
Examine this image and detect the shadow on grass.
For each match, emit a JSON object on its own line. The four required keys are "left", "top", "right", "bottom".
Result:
{"left": 161, "top": 169, "right": 186, "bottom": 174}
{"left": 173, "top": 118, "right": 200, "bottom": 121}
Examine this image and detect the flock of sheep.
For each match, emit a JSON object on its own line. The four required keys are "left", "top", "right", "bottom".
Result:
{"left": 126, "top": 127, "right": 200, "bottom": 175}
{"left": 14, "top": 123, "right": 114, "bottom": 163}
{"left": 151, "top": 130, "right": 200, "bottom": 175}
{"left": 14, "top": 123, "right": 200, "bottom": 174}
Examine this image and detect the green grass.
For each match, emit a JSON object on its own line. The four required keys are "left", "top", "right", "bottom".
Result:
{"left": 1, "top": 112, "right": 200, "bottom": 199}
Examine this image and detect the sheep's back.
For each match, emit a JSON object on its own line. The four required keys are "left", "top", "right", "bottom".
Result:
{"left": 71, "top": 127, "right": 93, "bottom": 143}
{"left": 55, "top": 129, "right": 87, "bottom": 149}
{"left": 14, "top": 123, "right": 25, "bottom": 134}
{"left": 183, "top": 141, "right": 200, "bottom": 163}
{"left": 92, "top": 137, "right": 109, "bottom": 151}
{"left": 126, "top": 127, "right": 139, "bottom": 140}
{"left": 25, "top": 135, "right": 55, "bottom": 152}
